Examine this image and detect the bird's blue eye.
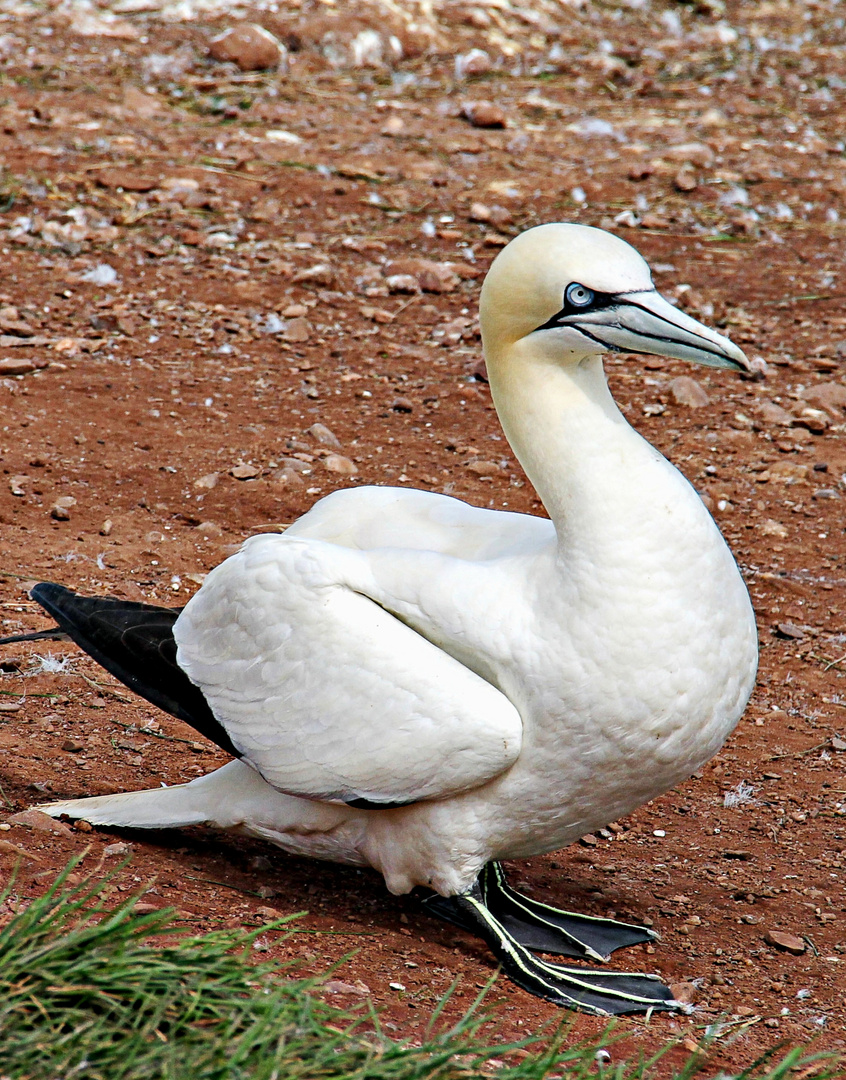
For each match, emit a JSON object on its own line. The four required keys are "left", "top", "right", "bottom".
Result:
{"left": 565, "top": 283, "right": 594, "bottom": 308}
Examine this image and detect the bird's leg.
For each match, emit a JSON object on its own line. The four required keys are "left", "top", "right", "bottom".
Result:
{"left": 422, "top": 862, "right": 681, "bottom": 1015}
{"left": 424, "top": 861, "right": 656, "bottom": 961}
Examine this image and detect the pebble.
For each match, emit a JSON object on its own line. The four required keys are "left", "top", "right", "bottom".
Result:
{"left": 197, "top": 521, "right": 223, "bottom": 537}
{"left": 764, "top": 930, "right": 806, "bottom": 955}
{"left": 674, "top": 167, "right": 698, "bottom": 193}
{"left": 469, "top": 202, "right": 514, "bottom": 227}
{"left": 384, "top": 258, "right": 459, "bottom": 294}
{"left": 323, "top": 454, "right": 357, "bottom": 476}
{"left": 208, "top": 24, "right": 287, "bottom": 71}
{"left": 282, "top": 317, "right": 312, "bottom": 343}
{"left": 465, "top": 459, "right": 502, "bottom": 477}
{"left": 51, "top": 495, "right": 77, "bottom": 521}
{"left": 323, "top": 979, "right": 371, "bottom": 996}
{"left": 308, "top": 423, "right": 342, "bottom": 449}
{"left": 800, "top": 382, "right": 846, "bottom": 416}
{"left": 230, "top": 463, "right": 261, "bottom": 480}
{"left": 668, "top": 981, "right": 698, "bottom": 1005}
{"left": 756, "top": 401, "right": 794, "bottom": 426}
{"left": 8, "top": 809, "right": 73, "bottom": 836}
{"left": 0, "top": 357, "right": 47, "bottom": 376}
{"left": 461, "top": 101, "right": 507, "bottom": 129}
{"left": 760, "top": 519, "right": 788, "bottom": 539}
{"left": 455, "top": 48, "right": 492, "bottom": 79}
{"left": 292, "top": 263, "right": 336, "bottom": 287}
{"left": 80, "top": 263, "right": 118, "bottom": 286}
{"left": 669, "top": 375, "right": 709, "bottom": 408}
{"left": 62, "top": 738, "right": 86, "bottom": 753}
{"left": 760, "top": 462, "right": 809, "bottom": 484}
{"left": 663, "top": 142, "right": 714, "bottom": 167}
{"left": 774, "top": 622, "right": 806, "bottom": 640}
{"left": 9, "top": 475, "right": 28, "bottom": 496}
{"left": 385, "top": 274, "right": 419, "bottom": 294}
{"left": 195, "top": 472, "right": 219, "bottom": 490}
{"left": 0, "top": 838, "right": 40, "bottom": 860}
{"left": 104, "top": 842, "right": 131, "bottom": 857}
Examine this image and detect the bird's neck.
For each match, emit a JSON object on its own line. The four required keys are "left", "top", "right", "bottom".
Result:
{"left": 487, "top": 347, "right": 697, "bottom": 561}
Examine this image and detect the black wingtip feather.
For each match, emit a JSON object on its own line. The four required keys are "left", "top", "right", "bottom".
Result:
{"left": 29, "top": 582, "right": 240, "bottom": 759}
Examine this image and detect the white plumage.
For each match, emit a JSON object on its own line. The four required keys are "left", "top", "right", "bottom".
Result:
{"left": 26, "top": 223, "right": 758, "bottom": 1013}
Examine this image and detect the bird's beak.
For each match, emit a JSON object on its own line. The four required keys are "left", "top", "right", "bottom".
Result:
{"left": 567, "top": 289, "right": 751, "bottom": 372}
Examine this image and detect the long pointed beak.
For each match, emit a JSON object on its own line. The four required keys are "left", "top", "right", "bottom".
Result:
{"left": 568, "top": 289, "right": 750, "bottom": 372}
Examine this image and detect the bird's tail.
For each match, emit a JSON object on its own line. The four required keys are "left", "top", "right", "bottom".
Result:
{"left": 36, "top": 760, "right": 282, "bottom": 831}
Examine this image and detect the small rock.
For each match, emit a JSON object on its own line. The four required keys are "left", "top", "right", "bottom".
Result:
{"left": 774, "top": 622, "right": 806, "bottom": 640}
{"left": 466, "top": 459, "right": 503, "bottom": 477}
{"left": 323, "top": 979, "right": 371, "bottom": 995}
{"left": 663, "top": 142, "right": 714, "bottom": 167}
{"left": 669, "top": 375, "right": 709, "bottom": 408}
{"left": 230, "top": 463, "right": 261, "bottom": 480}
{"left": 307, "top": 423, "right": 341, "bottom": 449}
{"left": 760, "top": 519, "right": 788, "bottom": 539}
{"left": 208, "top": 24, "right": 286, "bottom": 71}
{"left": 62, "top": 738, "right": 86, "bottom": 753}
{"left": 391, "top": 397, "right": 413, "bottom": 413}
{"left": 95, "top": 168, "right": 159, "bottom": 193}
{"left": 761, "top": 462, "right": 809, "bottom": 484}
{"left": 80, "top": 263, "right": 118, "bottom": 286}
{"left": 674, "top": 167, "right": 698, "bottom": 193}
{"left": 756, "top": 401, "right": 794, "bottom": 426}
{"left": 70, "top": 12, "right": 139, "bottom": 39}
{"left": 384, "top": 258, "right": 459, "bottom": 294}
{"left": 271, "top": 467, "right": 303, "bottom": 486}
{"left": 51, "top": 496, "right": 77, "bottom": 521}
{"left": 8, "top": 809, "right": 73, "bottom": 836}
{"left": 455, "top": 48, "right": 492, "bottom": 79}
{"left": 0, "top": 357, "right": 47, "bottom": 376}
{"left": 830, "top": 736, "right": 846, "bottom": 752}
{"left": 323, "top": 454, "right": 357, "bottom": 476}
{"left": 668, "top": 981, "right": 698, "bottom": 1005}
{"left": 282, "top": 317, "right": 311, "bottom": 343}
{"left": 800, "top": 382, "right": 846, "bottom": 416}
{"left": 282, "top": 303, "right": 309, "bottom": 318}
{"left": 278, "top": 457, "right": 313, "bottom": 474}
{"left": 0, "top": 316, "right": 35, "bottom": 337}
{"left": 100, "top": 519, "right": 113, "bottom": 536}
{"left": 385, "top": 274, "right": 419, "bottom": 294}
{"left": 764, "top": 930, "right": 806, "bottom": 955}
{"left": 9, "top": 475, "right": 28, "bottom": 496}
{"left": 197, "top": 521, "right": 223, "bottom": 537}
{"left": 462, "top": 101, "right": 507, "bottom": 129}
{"left": 194, "top": 472, "right": 219, "bottom": 490}
{"left": 292, "top": 263, "right": 336, "bottom": 287}
{"left": 360, "top": 305, "right": 394, "bottom": 323}
{"left": 468, "top": 202, "right": 513, "bottom": 227}
{"left": 792, "top": 409, "right": 828, "bottom": 434}
{"left": 104, "top": 841, "right": 131, "bottom": 857}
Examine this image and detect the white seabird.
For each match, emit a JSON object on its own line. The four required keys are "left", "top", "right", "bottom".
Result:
{"left": 3, "top": 224, "right": 758, "bottom": 1015}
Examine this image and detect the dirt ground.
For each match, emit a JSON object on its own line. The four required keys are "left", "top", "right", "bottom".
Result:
{"left": 1, "top": 0, "right": 846, "bottom": 1070}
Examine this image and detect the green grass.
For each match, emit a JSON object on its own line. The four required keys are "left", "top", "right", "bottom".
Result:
{"left": 0, "top": 860, "right": 841, "bottom": 1080}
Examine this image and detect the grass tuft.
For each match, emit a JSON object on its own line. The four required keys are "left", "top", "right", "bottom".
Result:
{"left": 0, "top": 858, "right": 842, "bottom": 1080}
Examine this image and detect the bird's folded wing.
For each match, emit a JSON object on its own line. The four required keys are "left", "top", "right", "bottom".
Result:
{"left": 174, "top": 535, "right": 523, "bottom": 807}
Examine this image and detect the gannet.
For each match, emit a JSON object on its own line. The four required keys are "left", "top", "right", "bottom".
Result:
{"left": 2, "top": 224, "right": 758, "bottom": 1015}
